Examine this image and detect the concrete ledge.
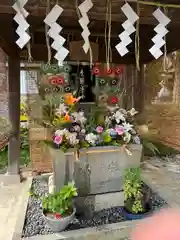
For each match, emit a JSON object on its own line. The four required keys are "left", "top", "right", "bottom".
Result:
{"left": 12, "top": 177, "right": 33, "bottom": 240}
{"left": 23, "top": 220, "right": 140, "bottom": 240}
{"left": 0, "top": 173, "right": 21, "bottom": 185}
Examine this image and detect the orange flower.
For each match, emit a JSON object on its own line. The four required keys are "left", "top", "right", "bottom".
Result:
{"left": 64, "top": 94, "right": 79, "bottom": 105}
{"left": 64, "top": 113, "right": 71, "bottom": 122}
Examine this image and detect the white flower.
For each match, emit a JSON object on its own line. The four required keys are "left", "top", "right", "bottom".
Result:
{"left": 119, "top": 108, "right": 127, "bottom": 115}
{"left": 123, "top": 132, "right": 131, "bottom": 143}
{"left": 122, "top": 122, "right": 134, "bottom": 132}
{"left": 72, "top": 111, "right": 86, "bottom": 124}
{"left": 85, "top": 133, "right": 97, "bottom": 145}
{"left": 55, "top": 103, "right": 68, "bottom": 116}
{"left": 128, "top": 108, "right": 138, "bottom": 116}
{"left": 81, "top": 129, "right": 86, "bottom": 134}
{"left": 113, "top": 111, "right": 126, "bottom": 123}
{"left": 67, "top": 133, "right": 79, "bottom": 145}
{"left": 55, "top": 129, "right": 66, "bottom": 136}
{"left": 20, "top": 121, "right": 29, "bottom": 129}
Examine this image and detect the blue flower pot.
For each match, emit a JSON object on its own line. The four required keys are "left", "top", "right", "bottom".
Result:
{"left": 123, "top": 207, "right": 152, "bottom": 220}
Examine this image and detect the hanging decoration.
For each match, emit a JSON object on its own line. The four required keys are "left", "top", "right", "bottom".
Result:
{"left": 78, "top": 0, "right": 93, "bottom": 54}
{"left": 115, "top": 3, "right": 139, "bottom": 56}
{"left": 79, "top": 69, "right": 86, "bottom": 99}
{"left": 44, "top": 4, "right": 69, "bottom": 66}
{"left": 149, "top": 8, "right": 170, "bottom": 59}
{"left": 13, "top": 0, "right": 31, "bottom": 49}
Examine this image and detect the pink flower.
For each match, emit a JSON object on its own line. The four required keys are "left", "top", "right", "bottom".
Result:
{"left": 54, "top": 135, "right": 63, "bottom": 145}
{"left": 96, "top": 126, "right": 104, "bottom": 134}
{"left": 115, "top": 126, "right": 124, "bottom": 135}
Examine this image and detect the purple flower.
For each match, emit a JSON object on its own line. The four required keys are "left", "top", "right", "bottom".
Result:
{"left": 133, "top": 136, "right": 141, "bottom": 144}
{"left": 96, "top": 126, "right": 104, "bottom": 134}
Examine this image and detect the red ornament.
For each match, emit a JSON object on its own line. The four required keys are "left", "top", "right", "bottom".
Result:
{"left": 106, "top": 68, "right": 113, "bottom": 75}
{"left": 56, "top": 77, "right": 64, "bottom": 85}
{"left": 55, "top": 213, "right": 62, "bottom": 219}
{"left": 49, "top": 76, "right": 65, "bottom": 85}
{"left": 92, "top": 66, "right": 100, "bottom": 76}
{"left": 109, "top": 96, "right": 119, "bottom": 104}
{"left": 49, "top": 77, "right": 57, "bottom": 85}
{"left": 115, "top": 65, "right": 124, "bottom": 75}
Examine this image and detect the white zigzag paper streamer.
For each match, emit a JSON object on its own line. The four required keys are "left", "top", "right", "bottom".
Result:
{"left": 149, "top": 8, "right": 171, "bottom": 59}
{"left": 13, "top": 0, "right": 31, "bottom": 49}
{"left": 44, "top": 4, "right": 69, "bottom": 66}
{"left": 115, "top": 3, "right": 139, "bottom": 57}
{"left": 78, "top": 0, "right": 93, "bottom": 54}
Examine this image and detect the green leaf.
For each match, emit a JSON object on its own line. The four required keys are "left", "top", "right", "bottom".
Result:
{"left": 101, "top": 132, "right": 112, "bottom": 143}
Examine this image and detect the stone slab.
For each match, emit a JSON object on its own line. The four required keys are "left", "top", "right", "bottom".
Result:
{"left": 74, "top": 191, "right": 124, "bottom": 219}
{"left": 142, "top": 162, "right": 180, "bottom": 208}
{"left": 52, "top": 144, "right": 142, "bottom": 195}
{"left": 95, "top": 191, "right": 124, "bottom": 211}
{"left": 12, "top": 178, "right": 33, "bottom": 240}
{"left": 0, "top": 177, "right": 32, "bottom": 240}
{"left": 23, "top": 220, "right": 140, "bottom": 240}
{"left": 0, "top": 173, "right": 21, "bottom": 185}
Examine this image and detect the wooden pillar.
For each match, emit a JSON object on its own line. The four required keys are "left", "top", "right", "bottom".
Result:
{"left": 173, "top": 52, "right": 180, "bottom": 105}
{"left": 134, "top": 64, "right": 145, "bottom": 112}
{"left": 7, "top": 57, "right": 20, "bottom": 177}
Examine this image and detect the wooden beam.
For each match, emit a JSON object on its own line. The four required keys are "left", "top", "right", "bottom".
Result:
{"left": 1, "top": 1, "right": 180, "bottom": 25}
{"left": 7, "top": 56, "right": 21, "bottom": 178}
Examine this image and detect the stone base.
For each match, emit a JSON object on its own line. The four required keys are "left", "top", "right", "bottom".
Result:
{"left": 0, "top": 173, "right": 21, "bottom": 185}
{"left": 74, "top": 191, "right": 124, "bottom": 219}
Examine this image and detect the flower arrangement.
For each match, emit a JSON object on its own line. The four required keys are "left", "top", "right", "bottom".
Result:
{"left": 49, "top": 92, "right": 141, "bottom": 152}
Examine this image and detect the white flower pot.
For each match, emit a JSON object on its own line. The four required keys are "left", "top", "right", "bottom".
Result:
{"left": 43, "top": 209, "right": 76, "bottom": 232}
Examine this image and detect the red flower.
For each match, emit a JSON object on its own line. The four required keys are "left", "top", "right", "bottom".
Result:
{"left": 55, "top": 213, "right": 62, "bottom": 219}
{"left": 106, "top": 68, "right": 112, "bottom": 75}
{"left": 115, "top": 65, "right": 124, "bottom": 75}
{"left": 109, "top": 96, "right": 119, "bottom": 104}
{"left": 92, "top": 67, "right": 100, "bottom": 76}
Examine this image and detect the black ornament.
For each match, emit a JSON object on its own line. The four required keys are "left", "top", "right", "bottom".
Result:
{"left": 110, "top": 79, "right": 117, "bottom": 86}
{"left": 64, "top": 85, "right": 71, "bottom": 92}
{"left": 63, "top": 64, "right": 72, "bottom": 73}
{"left": 99, "top": 78, "right": 107, "bottom": 86}
{"left": 44, "top": 87, "right": 50, "bottom": 93}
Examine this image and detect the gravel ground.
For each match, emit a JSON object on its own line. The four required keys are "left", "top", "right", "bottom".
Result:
{"left": 22, "top": 179, "right": 167, "bottom": 238}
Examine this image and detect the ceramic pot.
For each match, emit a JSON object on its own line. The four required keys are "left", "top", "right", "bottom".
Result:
{"left": 43, "top": 209, "right": 76, "bottom": 232}
{"left": 123, "top": 205, "right": 152, "bottom": 220}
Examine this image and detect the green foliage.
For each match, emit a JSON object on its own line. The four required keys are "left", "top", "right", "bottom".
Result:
{"left": 101, "top": 132, "right": 112, "bottom": 143}
{"left": 123, "top": 168, "right": 143, "bottom": 214}
{"left": 141, "top": 136, "right": 159, "bottom": 156}
{"left": 86, "top": 106, "right": 107, "bottom": 131}
{"left": 0, "top": 126, "right": 30, "bottom": 169}
{"left": 40, "top": 182, "right": 77, "bottom": 216}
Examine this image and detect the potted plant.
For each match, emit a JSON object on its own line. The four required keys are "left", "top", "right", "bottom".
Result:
{"left": 123, "top": 167, "right": 151, "bottom": 220}
{"left": 30, "top": 181, "right": 78, "bottom": 232}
